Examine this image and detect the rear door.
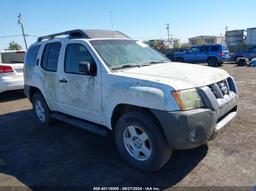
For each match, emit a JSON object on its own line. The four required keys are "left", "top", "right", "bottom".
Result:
{"left": 40, "top": 42, "right": 62, "bottom": 106}
{"left": 197, "top": 46, "right": 209, "bottom": 62}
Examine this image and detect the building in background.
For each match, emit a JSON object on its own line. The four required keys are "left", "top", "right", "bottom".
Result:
{"left": 225, "top": 30, "right": 246, "bottom": 51}
{"left": 246, "top": 28, "right": 256, "bottom": 47}
{"left": 144, "top": 38, "right": 180, "bottom": 49}
{"left": 164, "top": 38, "right": 181, "bottom": 48}
{"left": 189, "top": 35, "right": 225, "bottom": 46}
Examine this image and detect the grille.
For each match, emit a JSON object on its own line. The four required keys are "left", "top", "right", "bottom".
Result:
{"left": 208, "top": 79, "right": 230, "bottom": 98}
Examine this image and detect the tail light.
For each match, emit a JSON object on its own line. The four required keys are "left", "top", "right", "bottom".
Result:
{"left": 0, "top": 65, "right": 13, "bottom": 73}
{"left": 220, "top": 52, "right": 224, "bottom": 57}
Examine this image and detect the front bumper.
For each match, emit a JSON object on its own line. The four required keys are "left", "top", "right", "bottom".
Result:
{"left": 151, "top": 94, "right": 239, "bottom": 150}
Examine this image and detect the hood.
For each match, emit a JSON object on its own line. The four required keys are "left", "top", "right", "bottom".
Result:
{"left": 116, "top": 62, "right": 230, "bottom": 90}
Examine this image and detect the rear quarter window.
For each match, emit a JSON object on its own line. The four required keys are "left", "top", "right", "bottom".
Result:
{"left": 25, "top": 45, "right": 40, "bottom": 67}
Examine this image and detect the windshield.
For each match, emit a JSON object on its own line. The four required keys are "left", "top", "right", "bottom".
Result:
{"left": 0, "top": 51, "right": 25, "bottom": 63}
{"left": 90, "top": 40, "right": 169, "bottom": 69}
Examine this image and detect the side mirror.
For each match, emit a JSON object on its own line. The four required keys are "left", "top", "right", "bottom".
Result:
{"left": 79, "top": 61, "right": 96, "bottom": 75}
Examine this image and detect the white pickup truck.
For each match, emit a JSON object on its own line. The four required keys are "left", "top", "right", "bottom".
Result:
{"left": 24, "top": 29, "right": 239, "bottom": 172}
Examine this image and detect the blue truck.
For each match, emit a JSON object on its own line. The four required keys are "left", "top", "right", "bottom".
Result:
{"left": 173, "top": 44, "right": 230, "bottom": 67}
{"left": 231, "top": 46, "right": 256, "bottom": 64}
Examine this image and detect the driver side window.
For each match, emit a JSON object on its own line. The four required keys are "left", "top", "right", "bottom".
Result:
{"left": 65, "top": 43, "right": 96, "bottom": 74}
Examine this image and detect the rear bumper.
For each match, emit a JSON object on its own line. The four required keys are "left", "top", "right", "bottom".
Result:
{"left": 151, "top": 94, "right": 238, "bottom": 150}
{"left": 0, "top": 76, "right": 24, "bottom": 93}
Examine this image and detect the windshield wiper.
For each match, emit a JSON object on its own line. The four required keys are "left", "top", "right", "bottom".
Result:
{"left": 112, "top": 64, "right": 144, "bottom": 70}
{"left": 144, "top": 60, "right": 168, "bottom": 65}
{"left": 111, "top": 61, "right": 163, "bottom": 70}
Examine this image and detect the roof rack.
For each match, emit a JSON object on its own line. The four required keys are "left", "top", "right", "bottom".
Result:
{"left": 37, "top": 29, "right": 130, "bottom": 42}
{"left": 37, "top": 29, "right": 89, "bottom": 42}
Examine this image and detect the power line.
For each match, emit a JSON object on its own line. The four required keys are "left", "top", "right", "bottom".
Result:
{"left": 0, "top": 34, "right": 39, "bottom": 39}
{"left": 0, "top": 35, "right": 23, "bottom": 39}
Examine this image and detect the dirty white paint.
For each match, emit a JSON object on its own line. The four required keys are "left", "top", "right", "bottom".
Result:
{"left": 119, "top": 62, "right": 230, "bottom": 90}
{"left": 25, "top": 38, "right": 232, "bottom": 130}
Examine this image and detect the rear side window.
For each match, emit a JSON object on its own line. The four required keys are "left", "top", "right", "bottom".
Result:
{"left": 210, "top": 45, "right": 220, "bottom": 52}
{"left": 41, "top": 42, "right": 61, "bottom": 72}
{"left": 0, "top": 51, "right": 26, "bottom": 64}
{"left": 65, "top": 43, "right": 96, "bottom": 74}
{"left": 25, "top": 45, "right": 40, "bottom": 66}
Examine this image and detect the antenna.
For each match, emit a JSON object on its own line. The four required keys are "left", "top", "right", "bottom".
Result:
{"left": 18, "top": 13, "right": 28, "bottom": 50}
{"left": 110, "top": 11, "right": 114, "bottom": 38}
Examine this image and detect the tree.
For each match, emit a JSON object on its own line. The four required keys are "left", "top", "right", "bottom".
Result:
{"left": 6, "top": 41, "right": 22, "bottom": 50}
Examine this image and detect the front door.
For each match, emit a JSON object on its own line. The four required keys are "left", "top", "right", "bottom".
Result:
{"left": 56, "top": 41, "right": 102, "bottom": 124}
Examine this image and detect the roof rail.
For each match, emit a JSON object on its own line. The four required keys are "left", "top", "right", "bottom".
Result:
{"left": 37, "top": 29, "right": 88, "bottom": 42}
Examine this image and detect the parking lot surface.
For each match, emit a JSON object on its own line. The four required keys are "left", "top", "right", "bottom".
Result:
{"left": 0, "top": 64, "right": 255, "bottom": 191}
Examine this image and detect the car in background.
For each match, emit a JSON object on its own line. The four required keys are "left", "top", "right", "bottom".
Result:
{"left": 232, "top": 46, "right": 256, "bottom": 64}
{"left": 0, "top": 50, "right": 26, "bottom": 93}
{"left": 173, "top": 44, "right": 230, "bottom": 67}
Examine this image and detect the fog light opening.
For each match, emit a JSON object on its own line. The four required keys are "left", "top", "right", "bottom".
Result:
{"left": 189, "top": 127, "right": 205, "bottom": 143}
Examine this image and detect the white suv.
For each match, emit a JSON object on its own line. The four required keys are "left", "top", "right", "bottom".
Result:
{"left": 24, "top": 29, "right": 239, "bottom": 172}
{"left": 0, "top": 50, "right": 25, "bottom": 93}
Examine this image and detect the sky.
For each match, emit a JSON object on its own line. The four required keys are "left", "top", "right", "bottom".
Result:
{"left": 0, "top": 0, "right": 256, "bottom": 50}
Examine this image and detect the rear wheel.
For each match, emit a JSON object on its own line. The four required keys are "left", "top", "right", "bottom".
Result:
{"left": 207, "top": 57, "right": 219, "bottom": 67}
{"left": 32, "top": 92, "right": 51, "bottom": 126}
{"left": 114, "top": 110, "right": 172, "bottom": 172}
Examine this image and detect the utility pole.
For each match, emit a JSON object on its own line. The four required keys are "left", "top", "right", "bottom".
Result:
{"left": 166, "top": 23, "right": 170, "bottom": 46}
{"left": 225, "top": 26, "right": 229, "bottom": 32}
{"left": 18, "top": 13, "right": 28, "bottom": 50}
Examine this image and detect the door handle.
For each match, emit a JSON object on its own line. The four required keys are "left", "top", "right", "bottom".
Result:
{"left": 59, "top": 79, "right": 68, "bottom": 83}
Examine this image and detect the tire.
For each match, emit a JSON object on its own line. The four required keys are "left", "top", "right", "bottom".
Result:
{"left": 207, "top": 57, "right": 219, "bottom": 67}
{"left": 32, "top": 92, "right": 51, "bottom": 126}
{"left": 235, "top": 56, "right": 243, "bottom": 64}
{"left": 114, "top": 110, "right": 172, "bottom": 172}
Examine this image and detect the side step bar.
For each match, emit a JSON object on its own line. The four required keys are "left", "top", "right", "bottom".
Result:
{"left": 51, "top": 112, "right": 110, "bottom": 136}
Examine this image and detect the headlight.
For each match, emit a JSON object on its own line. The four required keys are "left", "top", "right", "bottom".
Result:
{"left": 172, "top": 89, "right": 204, "bottom": 111}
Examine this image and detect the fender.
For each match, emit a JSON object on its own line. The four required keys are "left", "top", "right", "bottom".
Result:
{"left": 102, "top": 79, "right": 180, "bottom": 129}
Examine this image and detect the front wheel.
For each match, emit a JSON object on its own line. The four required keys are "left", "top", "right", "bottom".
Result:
{"left": 32, "top": 92, "right": 51, "bottom": 126}
{"left": 114, "top": 110, "right": 172, "bottom": 172}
